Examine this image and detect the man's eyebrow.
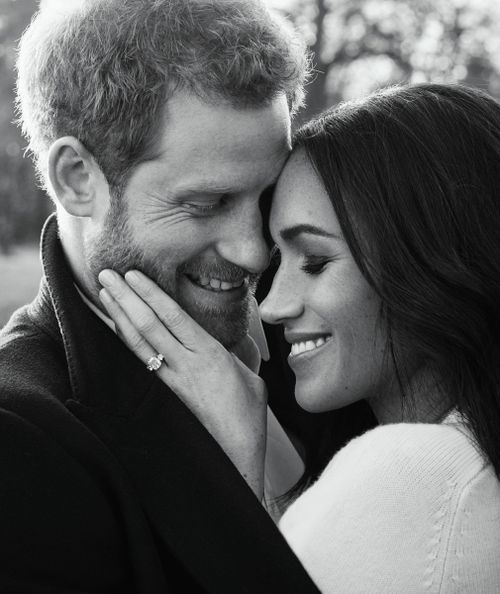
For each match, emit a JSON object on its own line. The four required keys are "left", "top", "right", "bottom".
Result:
{"left": 174, "top": 184, "right": 235, "bottom": 197}
{"left": 279, "top": 224, "right": 341, "bottom": 241}
{"left": 175, "top": 179, "right": 279, "bottom": 198}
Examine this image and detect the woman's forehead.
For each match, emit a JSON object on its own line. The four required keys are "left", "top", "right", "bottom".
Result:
{"left": 270, "top": 149, "right": 341, "bottom": 241}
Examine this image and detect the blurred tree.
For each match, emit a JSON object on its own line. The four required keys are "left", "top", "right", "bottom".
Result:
{"left": 1, "top": 0, "right": 500, "bottom": 250}
{"left": 269, "top": 0, "right": 500, "bottom": 122}
{"left": 0, "top": 0, "right": 51, "bottom": 253}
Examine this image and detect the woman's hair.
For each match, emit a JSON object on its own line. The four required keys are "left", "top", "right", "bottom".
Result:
{"left": 294, "top": 83, "right": 500, "bottom": 478}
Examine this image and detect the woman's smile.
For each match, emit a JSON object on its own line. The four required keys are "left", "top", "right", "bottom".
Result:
{"left": 260, "top": 150, "right": 387, "bottom": 413}
{"left": 286, "top": 334, "right": 333, "bottom": 360}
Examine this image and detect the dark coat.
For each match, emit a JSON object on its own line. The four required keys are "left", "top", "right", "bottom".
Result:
{"left": 0, "top": 215, "right": 319, "bottom": 594}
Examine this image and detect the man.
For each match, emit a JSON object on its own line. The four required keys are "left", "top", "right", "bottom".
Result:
{"left": 0, "top": 0, "right": 320, "bottom": 592}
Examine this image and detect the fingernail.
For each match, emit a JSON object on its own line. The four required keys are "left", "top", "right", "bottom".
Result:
{"left": 99, "top": 270, "right": 117, "bottom": 286}
{"left": 125, "top": 270, "right": 141, "bottom": 285}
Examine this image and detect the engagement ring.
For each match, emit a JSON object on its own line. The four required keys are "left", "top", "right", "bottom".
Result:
{"left": 146, "top": 353, "right": 164, "bottom": 372}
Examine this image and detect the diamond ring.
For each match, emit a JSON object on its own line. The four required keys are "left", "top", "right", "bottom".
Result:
{"left": 146, "top": 353, "right": 164, "bottom": 372}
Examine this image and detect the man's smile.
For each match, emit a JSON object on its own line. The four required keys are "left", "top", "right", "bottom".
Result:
{"left": 186, "top": 272, "right": 246, "bottom": 292}
{"left": 183, "top": 273, "right": 248, "bottom": 301}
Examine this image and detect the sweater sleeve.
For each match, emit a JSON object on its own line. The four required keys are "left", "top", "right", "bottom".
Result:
{"left": 278, "top": 423, "right": 500, "bottom": 594}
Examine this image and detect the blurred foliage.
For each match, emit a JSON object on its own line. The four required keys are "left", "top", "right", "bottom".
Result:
{"left": 1, "top": 0, "right": 500, "bottom": 250}
{"left": 0, "top": 0, "right": 51, "bottom": 254}
{"left": 269, "top": 0, "right": 500, "bottom": 122}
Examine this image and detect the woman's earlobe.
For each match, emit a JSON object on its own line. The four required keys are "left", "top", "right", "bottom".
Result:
{"left": 47, "top": 137, "right": 101, "bottom": 217}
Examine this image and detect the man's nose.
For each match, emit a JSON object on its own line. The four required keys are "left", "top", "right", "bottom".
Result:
{"left": 217, "top": 206, "right": 270, "bottom": 275}
{"left": 259, "top": 265, "right": 303, "bottom": 325}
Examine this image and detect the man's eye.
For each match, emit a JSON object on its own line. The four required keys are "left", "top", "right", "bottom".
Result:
{"left": 187, "top": 202, "right": 220, "bottom": 213}
{"left": 300, "top": 256, "right": 329, "bottom": 275}
{"left": 185, "top": 194, "right": 229, "bottom": 214}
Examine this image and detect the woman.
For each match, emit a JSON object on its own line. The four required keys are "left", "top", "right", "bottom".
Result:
{"left": 98, "top": 83, "right": 500, "bottom": 592}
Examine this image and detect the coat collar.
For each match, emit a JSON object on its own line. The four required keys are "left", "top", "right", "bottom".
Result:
{"left": 32, "top": 214, "right": 319, "bottom": 594}
{"left": 34, "top": 213, "right": 157, "bottom": 416}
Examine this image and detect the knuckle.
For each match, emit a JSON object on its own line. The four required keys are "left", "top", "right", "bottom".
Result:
{"left": 128, "top": 333, "right": 146, "bottom": 353}
{"left": 163, "top": 308, "right": 184, "bottom": 329}
{"left": 135, "top": 312, "right": 157, "bottom": 335}
{"left": 111, "top": 284, "right": 126, "bottom": 301}
{"left": 140, "top": 283, "right": 155, "bottom": 301}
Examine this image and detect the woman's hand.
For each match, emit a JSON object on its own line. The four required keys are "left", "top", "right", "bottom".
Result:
{"left": 98, "top": 269, "right": 268, "bottom": 499}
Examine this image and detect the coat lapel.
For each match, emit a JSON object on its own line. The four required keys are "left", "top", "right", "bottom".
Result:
{"left": 39, "top": 215, "right": 319, "bottom": 593}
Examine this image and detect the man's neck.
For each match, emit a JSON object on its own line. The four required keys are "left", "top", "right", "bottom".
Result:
{"left": 74, "top": 283, "right": 116, "bottom": 332}
{"left": 58, "top": 211, "right": 106, "bottom": 314}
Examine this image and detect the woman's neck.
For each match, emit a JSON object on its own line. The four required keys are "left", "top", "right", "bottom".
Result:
{"left": 367, "top": 366, "right": 451, "bottom": 425}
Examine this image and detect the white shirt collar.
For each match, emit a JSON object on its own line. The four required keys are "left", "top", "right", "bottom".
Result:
{"left": 74, "top": 283, "right": 116, "bottom": 332}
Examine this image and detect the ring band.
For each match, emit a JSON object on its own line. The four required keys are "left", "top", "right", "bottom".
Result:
{"left": 146, "top": 353, "right": 164, "bottom": 372}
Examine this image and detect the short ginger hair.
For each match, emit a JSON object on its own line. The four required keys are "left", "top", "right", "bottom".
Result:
{"left": 17, "top": 0, "right": 309, "bottom": 190}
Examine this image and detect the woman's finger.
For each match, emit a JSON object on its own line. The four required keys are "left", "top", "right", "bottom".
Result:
{"left": 231, "top": 334, "right": 261, "bottom": 374}
{"left": 98, "top": 270, "right": 182, "bottom": 364}
{"left": 124, "top": 270, "right": 211, "bottom": 350}
{"left": 99, "top": 288, "right": 168, "bottom": 373}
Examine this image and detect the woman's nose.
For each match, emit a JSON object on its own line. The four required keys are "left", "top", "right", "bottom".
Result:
{"left": 259, "top": 267, "right": 303, "bottom": 325}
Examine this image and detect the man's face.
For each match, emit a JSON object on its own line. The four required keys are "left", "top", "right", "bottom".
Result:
{"left": 88, "top": 91, "right": 291, "bottom": 348}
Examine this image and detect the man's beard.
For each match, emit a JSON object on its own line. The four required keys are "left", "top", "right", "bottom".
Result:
{"left": 86, "top": 204, "right": 258, "bottom": 349}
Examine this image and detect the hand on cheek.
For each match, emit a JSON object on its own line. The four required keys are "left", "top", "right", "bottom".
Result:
{"left": 97, "top": 268, "right": 268, "bottom": 499}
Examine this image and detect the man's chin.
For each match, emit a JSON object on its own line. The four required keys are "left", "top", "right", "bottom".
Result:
{"left": 181, "top": 301, "right": 250, "bottom": 349}
{"left": 204, "top": 322, "right": 247, "bottom": 350}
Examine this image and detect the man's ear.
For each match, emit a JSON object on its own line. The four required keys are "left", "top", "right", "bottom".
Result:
{"left": 47, "top": 137, "right": 107, "bottom": 217}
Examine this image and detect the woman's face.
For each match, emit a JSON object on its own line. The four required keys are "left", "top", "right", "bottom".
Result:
{"left": 260, "top": 149, "right": 391, "bottom": 413}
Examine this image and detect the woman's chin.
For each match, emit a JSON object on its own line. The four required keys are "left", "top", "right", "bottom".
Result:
{"left": 294, "top": 388, "right": 334, "bottom": 414}
{"left": 294, "top": 384, "right": 358, "bottom": 414}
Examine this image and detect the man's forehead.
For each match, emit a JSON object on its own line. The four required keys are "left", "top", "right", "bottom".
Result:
{"left": 171, "top": 160, "right": 285, "bottom": 196}
{"left": 158, "top": 91, "right": 291, "bottom": 156}
{"left": 163, "top": 131, "right": 290, "bottom": 169}
{"left": 139, "top": 97, "right": 290, "bottom": 193}
{"left": 145, "top": 151, "right": 287, "bottom": 198}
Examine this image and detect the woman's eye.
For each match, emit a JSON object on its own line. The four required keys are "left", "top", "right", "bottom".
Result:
{"left": 301, "top": 256, "right": 329, "bottom": 275}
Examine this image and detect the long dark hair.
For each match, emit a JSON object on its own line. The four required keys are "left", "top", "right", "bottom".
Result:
{"left": 294, "top": 83, "right": 500, "bottom": 479}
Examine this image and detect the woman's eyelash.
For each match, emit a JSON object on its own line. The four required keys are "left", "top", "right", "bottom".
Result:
{"left": 270, "top": 248, "right": 330, "bottom": 274}
{"left": 270, "top": 245, "right": 281, "bottom": 265}
{"left": 301, "top": 256, "right": 329, "bottom": 275}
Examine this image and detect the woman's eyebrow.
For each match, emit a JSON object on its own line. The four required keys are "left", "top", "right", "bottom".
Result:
{"left": 279, "top": 223, "right": 340, "bottom": 241}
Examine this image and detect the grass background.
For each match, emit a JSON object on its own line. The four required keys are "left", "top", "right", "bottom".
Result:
{"left": 0, "top": 245, "right": 42, "bottom": 327}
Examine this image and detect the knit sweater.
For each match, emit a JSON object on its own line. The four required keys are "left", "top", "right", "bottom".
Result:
{"left": 279, "top": 418, "right": 500, "bottom": 593}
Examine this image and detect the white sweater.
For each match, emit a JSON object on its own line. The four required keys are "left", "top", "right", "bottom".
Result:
{"left": 279, "top": 418, "right": 500, "bottom": 593}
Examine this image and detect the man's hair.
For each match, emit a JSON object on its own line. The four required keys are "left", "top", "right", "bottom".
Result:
{"left": 16, "top": 0, "right": 309, "bottom": 191}
{"left": 294, "top": 83, "right": 500, "bottom": 480}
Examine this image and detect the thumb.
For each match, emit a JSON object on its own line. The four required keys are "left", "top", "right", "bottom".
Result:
{"left": 231, "top": 334, "right": 261, "bottom": 374}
